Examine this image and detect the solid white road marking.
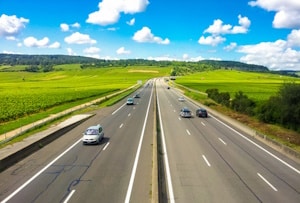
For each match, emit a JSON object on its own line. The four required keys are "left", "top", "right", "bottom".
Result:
{"left": 119, "top": 123, "right": 123, "bottom": 128}
{"left": 201, "top": 122, "right": 206, "bottom": 126}
{"left": 202, "top": 155, "right": 211, "bottom": 167}
{"left": 257, "top": 173, "right": 278, "bottom": 191}
{"left": 157, "top": 86, "right": 175, "bottom": 203}
{"left": 63, "top": 189, "right": 76, "bottom": 203}
{"left": 128, "top": 113, "right": 131, "bottom": 117}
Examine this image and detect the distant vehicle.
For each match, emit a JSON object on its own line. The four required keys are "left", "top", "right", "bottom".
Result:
{"left": 196, "top": 108, "right": 208, "bottom": 118}
{"left": 178, "top": 96, "right": 185, "bottom": 102}
{"left": 134, "top": 93, "right": 140, "bottom": 98}
{"left": 126, "top": 97, "right": 134, "bottom": 105}
{"left": 180, "top": 107, "right": 192, "bottom": 118}
{"left": 82, "top": 124, "right": 104, "bottom": 145}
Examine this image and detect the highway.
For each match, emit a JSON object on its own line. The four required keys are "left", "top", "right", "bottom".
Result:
{"left": 0, "top": 78, "right": 299, "bottom": 203}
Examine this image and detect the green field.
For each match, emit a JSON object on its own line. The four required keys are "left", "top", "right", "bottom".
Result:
{"left": 175, "top": 70, "right": 300, "bottom": 102}
{"left": 0, "top": 65, "right": 170, "bottom": 133}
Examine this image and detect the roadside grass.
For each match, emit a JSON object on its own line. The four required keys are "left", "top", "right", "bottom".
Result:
{"left": 0, "top": 65, "right": 170, "bottom": 135}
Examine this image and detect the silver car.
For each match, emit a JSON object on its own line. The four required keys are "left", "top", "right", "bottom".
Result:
{"left": 82, "top": 124, "right": 104, "bottom": 145}
{"left": 180, "top": 107, "right": 192, "bottom": 118}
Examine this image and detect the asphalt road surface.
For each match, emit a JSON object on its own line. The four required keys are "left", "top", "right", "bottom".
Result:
{"left": 0, "top": 78, "right": 299, "bottom": 203}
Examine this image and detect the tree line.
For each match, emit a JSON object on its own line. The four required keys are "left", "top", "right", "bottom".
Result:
{"left": 206, "top": 83, "right": 300, "bottom": 134}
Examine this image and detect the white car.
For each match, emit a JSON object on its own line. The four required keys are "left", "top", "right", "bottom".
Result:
{"left": 126, "top": 97, "right": 134, "bottom": 105}
{"left": 178, "top": 96, "right": 185, "bottom": 102}
{"left": 82, "top": 124, "right": 104, "bottom": 145}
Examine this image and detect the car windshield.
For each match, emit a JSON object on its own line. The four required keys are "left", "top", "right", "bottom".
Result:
{"left": 85, "top": 129, "right": 98, "bottom": 135}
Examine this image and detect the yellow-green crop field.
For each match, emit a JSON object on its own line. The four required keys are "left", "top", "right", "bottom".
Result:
{"left": 0, "top": 65, "right": 170, "bottom": 133}
{"left": 175, "top": 69, "right": 300, "bottom": 102}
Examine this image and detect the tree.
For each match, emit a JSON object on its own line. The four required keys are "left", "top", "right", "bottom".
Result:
{"left": 231, "top": 91, "right": 255, "bottom": 115}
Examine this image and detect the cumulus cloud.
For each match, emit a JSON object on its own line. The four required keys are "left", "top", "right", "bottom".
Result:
{"left": 249, "top": 0, "right": 300, "bottom": 28}
{"left": 23, "top": 37, "right": 50, "bottom": 47}
{"left": 71, "top": 22, "right": 80, "bottom": 28}
{"left": 238, "top": 38, "right": 300, "bottom": 70}
{"left": 198, "top": 35, "right": 225, "bottom": 46}
{"left": 133, "top": 27, "right": 170, "bottom": 44}
{"left": 49, "top": 42, "right": 61, "bottom": 49}
{"left": 83, "top": 46, "right": 101, "bottom": 54}
{"left": 224, "top": 42, "right": 237, "bottom": 51}
{"left": 0, "top": 14, "right": 29, "bottom": 37}
{"left": 204, "top": 15, "right": 250, "bottom": 35}
{"left": 60, "top": 22, "right": 80, "bottom": 32}
{"left": 64, "top": 32, "right": 97, "bottom": 44}
{"left": 116, "top": 46, "right": 131, "bottom": 54}
{"left": 66, "top": 48, "right": 76, "bottom": 55}
{"left": 200, "top": 15, "right": 250, "bottom": 46}
{"left": 23, "top": 36, "right": 60, "bottom": 49}
{"left": 60, "top": 23, "right": 69, "bottom": 32}
{"left": 287, "top": 29, "right": 300, "bottom": 47}
{"left": 86, "top": 0, "right": 149, "bottom": 26}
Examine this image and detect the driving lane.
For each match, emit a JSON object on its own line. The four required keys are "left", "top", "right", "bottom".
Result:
{"left": 1, "top": 81, "right": 155, "bottom": 203}
{"left": 156, "top": 78, "right": 300, "bottom": 202}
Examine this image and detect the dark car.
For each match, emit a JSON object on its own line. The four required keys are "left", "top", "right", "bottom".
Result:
{"left": 196, "top": 108, "right": 208, "bottom": 118}
{"left": 134, "top": 93, "right": 140, "bottom": 98}
{"left": 180, "top": 107, "right": 192, "bottom": 118}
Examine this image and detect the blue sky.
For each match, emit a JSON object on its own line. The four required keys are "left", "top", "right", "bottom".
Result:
{"left": 1, "top": 0, "right": 300, "bottom": 71}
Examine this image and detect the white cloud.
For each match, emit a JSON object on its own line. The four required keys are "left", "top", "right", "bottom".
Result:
{"left": 182, "top": 54, "right": 189, "bottom": 60}
{"left": 224, "top": 42, "right": 237, "bottom": 51}
{"left": 23, "top": 36, "right": 50, "bottom": 47}
{"left": 116, "top": 46, "right": 131, "bottom": 54}
{"left": 238, "top": 39, "right": 300, "bottom": 70}
{"left": 204, "top": 15, "right": 250, "bottom": 35}
{"left": 200, "top": 15, "right": 250, "bottom": 47}
{"left": 23, "top": 36, "right": 60, "bottom": 49}
{"left": 61, "top": 22, "right": 80, "bottom": 32}
{"left": 0, "top": 14, "right": 29, "bottom": 37}
{"left": 198, "top": 35, "right": 226, "bottom": 46}
{"left": 6, "top": 36, "right": 17, "bottom": 41}
{"left": 133, "top": 27, "right": 170, "bottom": 44}
{"left": 64, "top": 32, "right": 97, "bottom": 44}
{"left": 249, "top": 0, "right": 300, "bottom": 29}
{"left": 66, "top": 48, "right": 76, "bottom": 55}
{"left": 127, "top": 18, "right": 135, "bottom": 26}
{"left": 71, "top": 22, "right": 80, "bottom": 28}
{"left": 83, "top": 46, "right": 101, "bottom": 54}
{"left": 86, "top": 0, "right": 149, "bottom": 26}
{"left": 60, "top": 23, "right": 69, "bottom": 32}
{"left": 49, "top": 42, "right": 61, "bottom": 49}
{"left": 287, "top": 29, "right": 300, "bottom": 47}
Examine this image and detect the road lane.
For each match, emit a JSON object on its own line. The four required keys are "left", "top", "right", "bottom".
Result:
{"left": 156, "top": 78, "right": 300, "bottom": 202}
